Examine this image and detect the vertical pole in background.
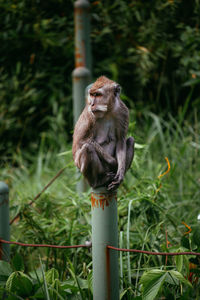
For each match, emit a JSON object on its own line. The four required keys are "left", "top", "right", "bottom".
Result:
{"left": 72, "top": 0, "right": 92, "bottom": 122}
{"left": 72, "top": 0, "right": 92, "bottom": 193}
{"left": 91, "top": 188, "right": 119, "bottom": 300}
{"left": 0, "top": 182, "right": 10, "bottom": 261}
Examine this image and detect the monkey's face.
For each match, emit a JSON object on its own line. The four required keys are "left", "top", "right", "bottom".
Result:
{"left": 87, "top": 88, "right": 109, "bottom": 119}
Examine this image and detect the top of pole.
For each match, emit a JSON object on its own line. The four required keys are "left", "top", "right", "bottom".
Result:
{"left": 92, "top": 186, "right": 115, "bottom": 194}
{"left": 0, "top": 182, "right": 9, "bottom": 194}
{"left": 74, "top": 0, "right": 90, "bottom": 9}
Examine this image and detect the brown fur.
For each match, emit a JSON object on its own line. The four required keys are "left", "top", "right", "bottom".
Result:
{"left": 72, "top": 76, "right": 134, "bottom": 190}
{"left": 90, "top": 76, "right": 114, "bottom": 93}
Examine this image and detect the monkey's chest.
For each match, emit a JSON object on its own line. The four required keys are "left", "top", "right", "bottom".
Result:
{"left": 94, "top": 119, "right": 116, "bottom": 146}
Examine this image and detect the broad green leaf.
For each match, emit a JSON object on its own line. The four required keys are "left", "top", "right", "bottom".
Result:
{"left": 61, "top": 282, "right": 79, "bottom": 293}
{"left": 174, "top": 247, "right": 189, "bottom": 273}
{"left": 140, "top": 269, "right": 167, "bottom": 300}
{"left": 169, "top": 270, "right": 192, "bottom": 288}
{"left": 76, "top": 277, "right": 88, "bottom": 289}
{"left": 6, "top": 271, "right": 33, "bottom": 297}
{"left": 0, "top": 261, "right": 12, "bottom": 283}
{"left": 45, "top": 268, "right": 59, "bottom": 284}
{"left": 165, "top": 272, "right": 179, "bottom": 285}
{"left": 0, "top": 261, "right": 12, "bottom": 277}
{"left": 175, "top": 254, "right": 183, "bottom": 273}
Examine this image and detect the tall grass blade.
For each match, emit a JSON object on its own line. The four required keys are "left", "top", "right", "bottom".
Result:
{"left": 39, "top": 256, "right": 50, "bottom": 300}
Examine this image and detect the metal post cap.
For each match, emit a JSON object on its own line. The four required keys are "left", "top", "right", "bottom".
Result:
{"left": 72, "top": 66, "right": 91, "bottom": 78}
{"left": 0, "top": 182, "right": 9, "bottom": 194}
{"left": 74, "top": 0, "right": 90, "bottom": 9}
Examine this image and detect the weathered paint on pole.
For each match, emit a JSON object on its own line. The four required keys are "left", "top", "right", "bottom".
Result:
{"left": 73, "top": 0, "right": 92, "bottom": 192}
{"left": 0, "top": 182, "right": 10, "bottom": 261}
{"left": 74, "top": 0, "right": 92, "bottom": 72}
{"left": 91, "top": 187, "right": 119, "bottom": 300}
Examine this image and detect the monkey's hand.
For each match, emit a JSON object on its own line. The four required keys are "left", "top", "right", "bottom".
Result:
{"left": 106, "top": 172, "right": 116, "bottom": 183}
{"left": 107, "top": 172, "right": 124, "bottom": 191}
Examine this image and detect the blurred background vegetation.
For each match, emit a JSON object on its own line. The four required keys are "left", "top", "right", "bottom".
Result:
{"left": 1, "top": 0, "right": 200, "bottom": 160}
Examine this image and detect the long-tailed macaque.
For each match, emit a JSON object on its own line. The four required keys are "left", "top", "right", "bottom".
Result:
{"left": 72, "top": 76, "right": 134, "bottom": 191}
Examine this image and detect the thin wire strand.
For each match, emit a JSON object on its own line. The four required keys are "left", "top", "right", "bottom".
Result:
{"left": 107, "top": 245, "right": 200, "bottom": 256}
{"left": 1, "top": 239, "right": 200, "bottom": 256}
{"left": 0, "top": 239, "right": 91, "bottom": 249}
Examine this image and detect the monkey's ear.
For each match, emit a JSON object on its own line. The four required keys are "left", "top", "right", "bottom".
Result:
{"left": 114, "top": 84, "right": 121, "bottom": 96}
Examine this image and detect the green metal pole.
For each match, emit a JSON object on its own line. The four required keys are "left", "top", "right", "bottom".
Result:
{"left": 73, "top": 0, "right": 92, "bottom": 193}
{"left": 72, "top": 67, "right": 91, "bottom": 125}
{"left": 74, "top": 0, "right": 92, "bottom": 73}
{"left": 91, "top": 187, "right": 119, "bottom": 300}
{"left": 73, "top": 0, "right": 92, "bottom": 124}
{"left": 0, "top": 182, "right": 10, "bottom": 261}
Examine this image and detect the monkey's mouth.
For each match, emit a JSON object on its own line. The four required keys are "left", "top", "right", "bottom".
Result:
{"left": 91, "top": 109, "right": 100, "bottom": 113}
{"left": 91, "top": 105, "right": 107, "bottom": 113}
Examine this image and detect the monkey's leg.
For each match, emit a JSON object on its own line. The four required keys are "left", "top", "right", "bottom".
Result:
{"left": 125, "top": 137, "right": 135, "bottom": 171}
{"left": 79, "top": 143, "right": 104, "bottom": 173}
{"left": 79, "top": 143, "right": 117, "bottom": 188}
{"left": 92, "top": 141, "right": 117, "bottom": 168}
{"left": 79, "top": 143, "right": 113, "bottom": 188}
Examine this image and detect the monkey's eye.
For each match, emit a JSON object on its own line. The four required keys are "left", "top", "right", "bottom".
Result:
{"left": 90, "top": 92, "right": 102, "bottom": 97}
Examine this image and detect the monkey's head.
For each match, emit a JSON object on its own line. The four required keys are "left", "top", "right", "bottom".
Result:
{"left": 87, "top": 76, "right": 121, "bottom": 119}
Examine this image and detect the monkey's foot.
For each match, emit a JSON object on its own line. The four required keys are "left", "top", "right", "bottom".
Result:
{"left": 104, "top": 172, "right": 116, "bottom": 189}
{"left": 107, "top": 174, "right": 123, "bottom": 191}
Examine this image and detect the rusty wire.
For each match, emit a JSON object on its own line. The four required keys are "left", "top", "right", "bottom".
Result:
{"left": 0, "top": 239, "right": 91, "bottom": 249}
{"left": 1, "top": 239, "right": 200, "bottom": 256}
{"left": 107, "top": 245, "right": 200, "bottom": 256}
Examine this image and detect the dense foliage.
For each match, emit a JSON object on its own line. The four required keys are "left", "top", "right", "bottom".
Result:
{"left": 1, "top": 0, "right": 200, "bottom": 158}
{"left": 0, "top": 0, "right": 74, "bottom": 158}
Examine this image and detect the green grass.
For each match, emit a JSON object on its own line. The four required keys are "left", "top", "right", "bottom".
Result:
{"left": 0, "top": 109, "right": 199, "bottom": 299}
